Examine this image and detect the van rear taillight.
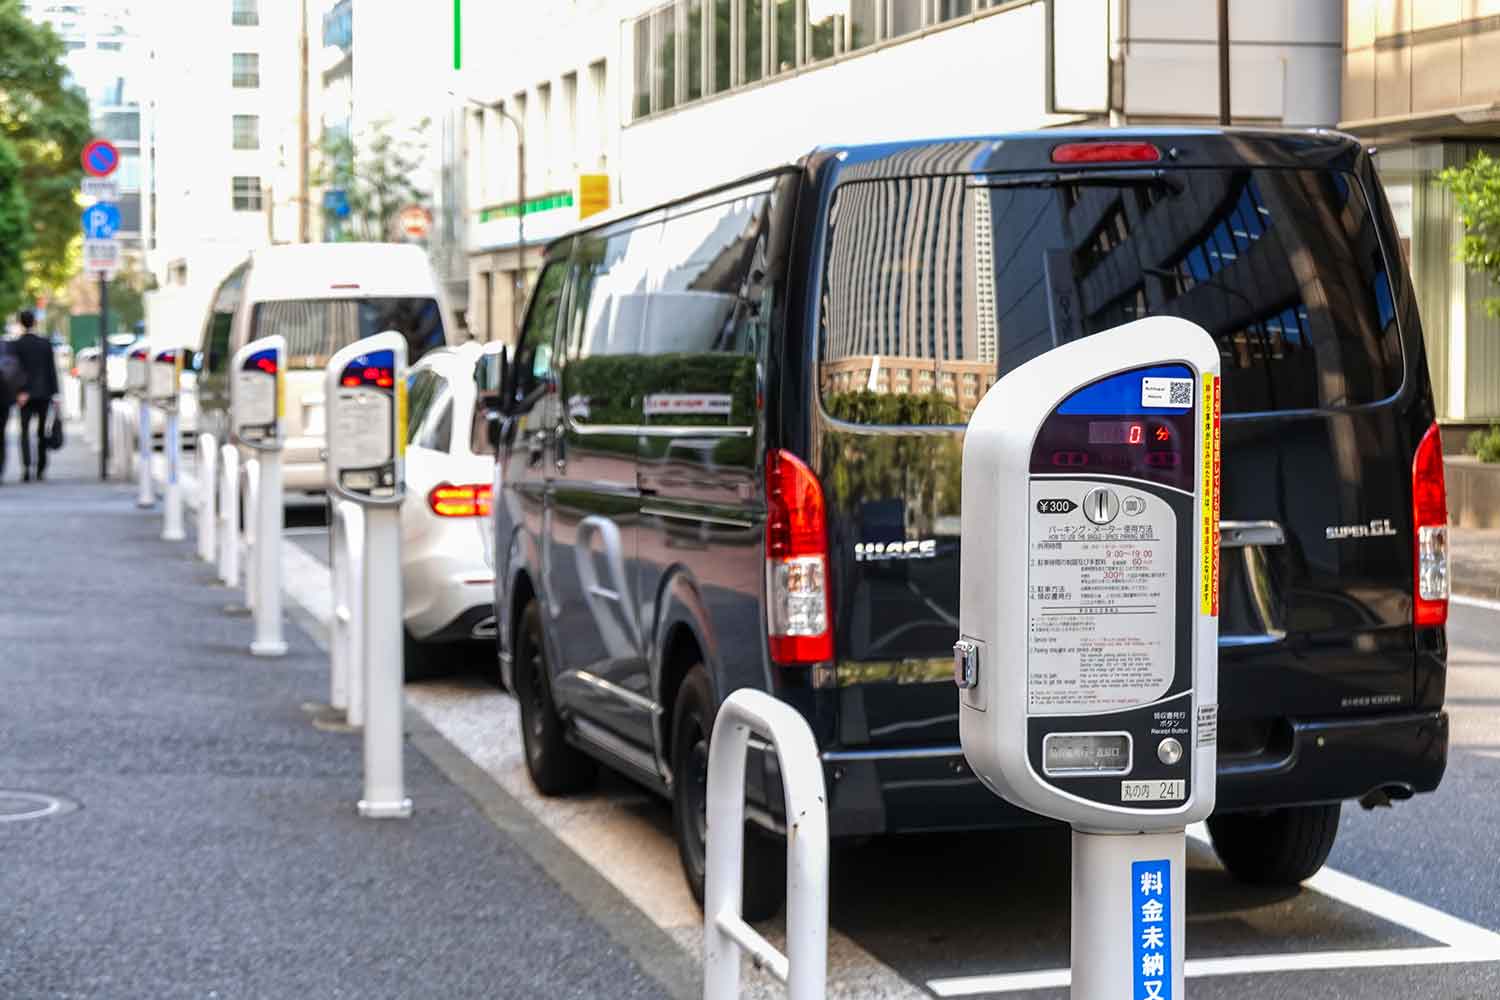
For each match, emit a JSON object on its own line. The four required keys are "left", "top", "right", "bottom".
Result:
{"left": 1051, "top": 141, "right": 1162, "bottom": 165}
{"left": 765, "top": 449, "right": 832, "bottom": 665}
{"left": 428, "top": 482, "right": 492, "bottom": 518}
{"left": 1412, "top": 422, "right": 1448, "bottom": 627}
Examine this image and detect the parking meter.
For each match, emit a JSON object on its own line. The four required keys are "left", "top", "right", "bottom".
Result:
{"left": 231, "top": 335, "right": 287, "bottom": 657}
{"left": 326, "top": 331, "right": 410, "bottom": 819}
{"left": 127, "top": 346, "right": 152, "bottom": 507}
{"left": 957, "top": 316, "right": 1220, "bottom": 1000}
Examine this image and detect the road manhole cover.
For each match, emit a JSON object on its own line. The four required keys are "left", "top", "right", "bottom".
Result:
{"left": 0, "top": 791, "right": 79, "bottom": 823}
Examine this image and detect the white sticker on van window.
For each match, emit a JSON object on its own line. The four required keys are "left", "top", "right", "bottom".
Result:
{"left": 643, "top": 393, "right": 732, "bottom": 417}
{"left": 1141, "top": 377, "right": 1194, "bottom": 408}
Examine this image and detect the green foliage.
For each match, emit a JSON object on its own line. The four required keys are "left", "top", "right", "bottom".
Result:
{"left": 1469, "top": 423, "right": 1500, "bottom": 463}
{"left": 0, "top": 134, "right": 31, "bottom": 315}
{"left": 0, "top": 0, "right": 90, "bottom": 298}
{"left": 1439, "top": 152, "right": 1500, "bottom": 319}
{"left": 314, "top": 117, "right": 431, "bottom": 241}
{"left": 823, "top": 389, "right": 964, "bottom": 426}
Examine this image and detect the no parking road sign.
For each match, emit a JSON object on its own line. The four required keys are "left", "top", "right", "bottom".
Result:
{"left": 81, "top": 139, "right": 119, "bottom": 178}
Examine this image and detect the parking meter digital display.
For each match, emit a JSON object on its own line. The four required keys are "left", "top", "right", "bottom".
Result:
{"left": 235, "top": 349, "right": 280, "bottom": 445}
{"left": 329, "top": 346, "right": 404, "bottom": 502}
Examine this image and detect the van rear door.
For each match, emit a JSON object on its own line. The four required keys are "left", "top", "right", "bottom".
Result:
{"left": 814, "top": 155, "right": 1418, "bottom": 763}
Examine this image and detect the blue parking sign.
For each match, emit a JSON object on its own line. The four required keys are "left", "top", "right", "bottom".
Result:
{"left": 1132, "top": 859, "right": 1171, "bottom": 1000}
{"left": 81, "top": 202, "right": 121, "bottom": 240}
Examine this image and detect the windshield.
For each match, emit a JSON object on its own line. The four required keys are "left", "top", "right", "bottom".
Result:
{"left": 819, "top": 168, "right": 1403, "bottom": 424}
{"left": 250, "top": 296, "right": 446, "bottom": 370}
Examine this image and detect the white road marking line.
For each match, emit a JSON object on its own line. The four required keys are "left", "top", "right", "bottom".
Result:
{"left": 929, "top": 830, "right": 1500, "bottom": 996}
{"left": 1453, "top": 594, "right": 1500, "bottom": 613}
{"left": 928, "top": 947, "right": 1500, "bottom": 997}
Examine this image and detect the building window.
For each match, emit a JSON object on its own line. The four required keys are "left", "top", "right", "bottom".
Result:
{"left": 653, "top": 5, "right": 677, "bottom": 112}
{"left": 633, "top": 17, "right": 651, "bottom": 118}
{"left": 232, "top": 176, "right": 263, "bottom": 211}
{"left": 888, "top": 0, "right": 924, "bottom": 37}
{"left": 807, "top": 3, "right": 837, "bottom": 64}
{"left": 686, "top": 0, "right": 704, "bottom": 102}
{"left": 232, "top": 52, "right": 259, "bottom": 88}
{"left": 232, "top": 114, "right": 260, "bottom": 150}
{"left": 937, "top": 0, "right": 973, "bottom": 21}
{"left": 743, "top": 0, "right": 765, "bottom": 84}
{"left": 711, "top": 0, "right": 731, "bottom": 93}
{"left": 772, "top": 0, "right": 796, "bottom": 74}
{"left": 232, "top": 0, "right": 258, "bottom": 26}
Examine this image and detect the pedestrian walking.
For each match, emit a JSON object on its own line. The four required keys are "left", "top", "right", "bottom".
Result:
{"left": 0, "top": 329, "right": 21, "bottom": 485}
{"left": 12, "top": 310, "right": 59, "bottom": 482}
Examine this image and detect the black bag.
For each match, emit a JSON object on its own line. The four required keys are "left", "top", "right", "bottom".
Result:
{"left": 0, "top": 341, "right": 23, "bottom": 397}
{"left": 46, "top": 398, "right": 64, "bottom": 450}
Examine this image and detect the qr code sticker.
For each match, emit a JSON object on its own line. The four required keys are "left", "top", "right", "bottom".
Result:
{"left": 1141, "top": 377, "right": 1194, "bottom": 409}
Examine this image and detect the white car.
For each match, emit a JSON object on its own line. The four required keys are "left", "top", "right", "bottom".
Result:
{"left": 400, "top": 341, "right": 498, "bottom": 677}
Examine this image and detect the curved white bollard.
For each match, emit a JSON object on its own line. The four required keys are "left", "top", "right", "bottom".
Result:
{"left": 197, "top": 434, "right": 217, "bottom": 561}
{"left": 218, "top": 444, "right": 240, "bottom": 587}
{"left": 331, "top": 499, "right": 366, "bottom": 723}
{"left": 161, "top": 406, "right": 185, "bottom": 542}
{"left": 243, "top": 458, "right": 260, "bottom": 611}
{"left": 704, "top": 689, "right": 829, "bottom": 1000}
{"left": 136, "top": 399, "right": 154, "bottom": 508}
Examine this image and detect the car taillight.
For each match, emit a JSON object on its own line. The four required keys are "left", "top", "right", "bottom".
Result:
{"left": 1412, "top": 422, "right": 1448, "bottom": 627}
{"left": 1051, "top": 141, "right": 1162, "bottom": 165}
{"left": 428, "top": 482, "right": 492, "bottom": 518}
{"left": 765, "top": 449, "right": 832, "bottom": 665}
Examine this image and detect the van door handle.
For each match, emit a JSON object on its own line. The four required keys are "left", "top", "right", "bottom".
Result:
{"left": 1220, "top": 520, "right": 1285, "bottom": 547}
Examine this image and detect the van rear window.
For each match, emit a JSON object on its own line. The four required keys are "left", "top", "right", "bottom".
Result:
{"left": 251, "top": 297, "right": 446, "bottom": 370}
{"left": 819, "top": 169, "right": 1403, "bottom": 424}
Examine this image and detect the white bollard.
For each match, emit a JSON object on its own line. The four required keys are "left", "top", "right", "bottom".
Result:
{"left": 218, "top": 444, "right": 240, "bottom": 587}
{"left": 197, "top": 434, "right": 217, "bottom": 561}
{"left": 162, "top": 408, "right": 185, "bottom": 541}
{"left": 704, "top": 689, "right": 829, "bottom": 1000}
{"left": 84, "top": 381, "right": 99, "bottom": 450}
{"left": 243, "top": 458, "right": 259, "bottom": 611}
{"left": 358, "top": 505, "right": 408, "bottom": 817}
{"left": 249, "top": 453, "right": 284, "bottom": 656}
{"left": 330, "top": 499, "right": 366, "bottom": 722}
{"left": 136, "top": 399, "right": 154, "bottom": 508}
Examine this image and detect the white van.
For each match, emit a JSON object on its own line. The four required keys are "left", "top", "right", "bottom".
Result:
{"left": 194, "top": 243, "right": 458, "bottom": 497}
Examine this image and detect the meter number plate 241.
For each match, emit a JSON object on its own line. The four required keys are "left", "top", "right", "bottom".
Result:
{"left": 1121, "top": 779, "right": 1185, "bottom": 803}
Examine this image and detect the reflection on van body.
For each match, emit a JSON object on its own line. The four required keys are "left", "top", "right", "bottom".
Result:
{"left": 495, "top": 132, "right": 1448, "bottom": 909}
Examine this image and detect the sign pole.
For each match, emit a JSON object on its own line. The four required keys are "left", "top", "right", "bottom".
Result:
{"left": 98, "top": 272, "right": 109, "bottom": 481}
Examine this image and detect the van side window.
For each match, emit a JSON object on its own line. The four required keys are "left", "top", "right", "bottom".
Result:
{"left": 512, "top": 260, "right": 569, "bottom": 407}
{"left": 562, "top": 222, "right": 660, "bottom": 427}
{"left": 203, "top": 264, "right": 247, "bottom": 376}
{"left": 643, "top": 190, "right": 770, "bottom": 427}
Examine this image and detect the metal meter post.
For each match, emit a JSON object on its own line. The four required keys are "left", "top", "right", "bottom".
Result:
{"left": 326, "top": 331, "right": 410, "bottom": 819}
{"left": 127, "top": 346, "right": 152, "bottom": 508}
{"left": 231, "top": 335, "right": 288, "bottom": 658}
{"left": 956, "top": 317, "right": 1222, "bottom": 1000}
{"left": 152, "top": 347, "right": 186, "bottom": 541}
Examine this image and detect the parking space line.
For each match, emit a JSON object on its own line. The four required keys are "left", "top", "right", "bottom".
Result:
{"left": 927, "top": 829, "right": 1500, "bottom": 996}
{"left": 1453, "top": 594, "right": 1500, "bottom": 613}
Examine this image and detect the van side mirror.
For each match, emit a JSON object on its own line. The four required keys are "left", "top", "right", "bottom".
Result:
{"left": 471, "top": 391, "right": 503, "bottom": 456}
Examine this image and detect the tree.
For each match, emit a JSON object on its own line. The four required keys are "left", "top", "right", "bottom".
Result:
{"left": 0, "top": 134, "right": 31, "bottom": 315}
{"left": 0, "top": 0, "right": 91, "bottom": 300}
{"left": 314, "top": 117, "right": 431, "bottom": 242}
{"left": 1439, "top": 151, "right": 1500, "bottom": 318}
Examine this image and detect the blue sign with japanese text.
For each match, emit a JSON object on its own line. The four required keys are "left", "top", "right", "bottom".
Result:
{"left": 1132, "top": 859, "right": 1171, "bottom": 1000}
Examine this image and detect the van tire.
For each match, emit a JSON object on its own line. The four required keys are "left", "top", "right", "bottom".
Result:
{"left": 514, "top": 601, "right": 595, "bottom": 795}
{"left": 1207, "top": 803, "right": 1342, "bottom": 886}
{"left": 670, "top": 666, "right": 786, "bottom": 923}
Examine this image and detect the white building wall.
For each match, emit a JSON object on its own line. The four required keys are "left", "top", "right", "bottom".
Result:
{"left": 145, "top": 0, "right": 300, "bottom": 348}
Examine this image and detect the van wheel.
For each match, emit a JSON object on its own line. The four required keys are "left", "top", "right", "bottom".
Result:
{"left": 1207, "top": 803, "right": 1342, "bottom": 886}
{"left": 514, "top": 600, "right": 595, "bottom": 795}
{"left": 671, "top": 666, "right": 786, "bottom": 923}
{"left": 402, "top": 629, "right": 444, "bottom": 681}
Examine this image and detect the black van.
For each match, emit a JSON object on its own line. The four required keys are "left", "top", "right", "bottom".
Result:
{"left": 491, "top": 129, "right": 1449, "bottom": 919}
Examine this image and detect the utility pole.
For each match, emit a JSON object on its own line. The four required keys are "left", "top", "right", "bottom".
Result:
{"left": 1217, "top": 0, "right": 1231, "bottom": 126}
{"left": 299, "top": 0, "right": 311, "bottom": 242}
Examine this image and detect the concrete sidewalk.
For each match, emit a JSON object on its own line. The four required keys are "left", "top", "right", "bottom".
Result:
{"left": 1453, "top": 527, "right": 1500, "bottom": 602}
{"left": 0, "top": 439, "right": 681, "bottom": 999}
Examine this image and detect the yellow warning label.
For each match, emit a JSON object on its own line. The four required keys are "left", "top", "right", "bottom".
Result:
{"left": 1200, "top": 375, "right": 1221, "bottom": 617}
{"left": 396, "top": 379, "right": 408, "bottom": 458}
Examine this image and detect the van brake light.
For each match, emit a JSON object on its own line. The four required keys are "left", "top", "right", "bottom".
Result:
{"left": 428, "top": 482, "right": 492, "bottom": 518}
{"left": 1051, "top": 141, "right": 1162, "bottom": 165}
{"left": 1412, "top": 422, "right": 1448, "bottom": 627}
{"left": 765, "top": 449, "right": 833, "bottom": 665}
